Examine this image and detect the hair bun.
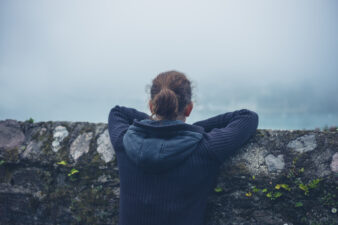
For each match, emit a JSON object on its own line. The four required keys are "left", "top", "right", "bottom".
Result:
{"left": 152, "top": 88, "right": 178, "bottom": 119}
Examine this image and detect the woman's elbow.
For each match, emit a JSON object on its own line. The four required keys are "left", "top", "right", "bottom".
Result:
{"left": 242, "top": 109, "right": 259, "bottom": 131}
{"left": 250, "top": 111, "right": 259, "bottom": 131}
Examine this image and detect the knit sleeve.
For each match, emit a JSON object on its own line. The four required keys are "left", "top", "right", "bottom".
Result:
{"left": 108, "top": 105, "right": 150, "bottom": 150}
{"left": 200, "top": 109, "right": 259, "bottom": 164}
{"left": 192, "top": 111, "right": 240, "bottom": 132}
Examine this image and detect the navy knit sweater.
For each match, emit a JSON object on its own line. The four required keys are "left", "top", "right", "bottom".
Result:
{"left": 108, "top": 105, "right": 259, "bottom": 225}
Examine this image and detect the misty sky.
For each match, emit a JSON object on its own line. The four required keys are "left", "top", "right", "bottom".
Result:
{"left": 1, "top": 0, "right": 337, "bottom": 129}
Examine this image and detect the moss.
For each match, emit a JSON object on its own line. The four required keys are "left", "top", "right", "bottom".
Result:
{"left": 31, "top": 131, "right": 40, "bottom": 141}
{"left": 49, "top": 188, "right": 72, "bottom": 200}
{"left": 0, "top": 159, "right": 5, "bottom": 166}
{"left": 90, "top": 153, "right": 103, "bottom": 164}
{"left": 6, "top": 147, "right": 20, "bottom": 162}
{"left": 69, "top": 186, "right": 109, "bottom": 224}
{"left": 0, "top": 163, "right": 15, "bottom": 183}
{"left": 228, "top": 162, "right": 248, "bottom": 175}
{"left": 37, "top": 133, "right": 47, "bottom": 142}
{"left": 41, "top": 134, "right": 53, "bottom": 154}
{"left": 79, "top": 124, "right": 94, "bottom": 134}
{"left": 241, "top": 156, "right": 337, "bottom": 225}
{"left": 29, "top": 197, "right": 41, "bottom": 211}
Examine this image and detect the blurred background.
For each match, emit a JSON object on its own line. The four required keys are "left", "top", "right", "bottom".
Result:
{"left": 0, "top": 0, "right": 337, "bottom": 129}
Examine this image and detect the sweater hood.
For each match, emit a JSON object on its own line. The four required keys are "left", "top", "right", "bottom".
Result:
{"left": 122, "top": 119, "right": 204, "bottom": 173}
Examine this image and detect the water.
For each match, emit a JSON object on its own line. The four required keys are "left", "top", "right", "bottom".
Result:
{"left": 186, "top": 110, "right": 338, "bottom": 130}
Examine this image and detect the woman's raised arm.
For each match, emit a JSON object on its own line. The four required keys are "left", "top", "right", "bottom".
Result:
{"left": 197, "top": 109, "right": 259, "bottom": 164}
{"left": 108, "top": 105, "right": 149, "bottom": 150}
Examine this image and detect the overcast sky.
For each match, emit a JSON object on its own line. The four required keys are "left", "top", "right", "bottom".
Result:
{"left": 0, "top": 0, "right": 337, "bottom": 129}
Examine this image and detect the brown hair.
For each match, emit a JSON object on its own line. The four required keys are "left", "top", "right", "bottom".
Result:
{"left": 149, "top": 70, "right": 192, "bottom": 120}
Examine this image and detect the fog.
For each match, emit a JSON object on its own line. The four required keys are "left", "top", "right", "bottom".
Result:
{"left": 1, "top": 0, "right": 337, "bottom": 129}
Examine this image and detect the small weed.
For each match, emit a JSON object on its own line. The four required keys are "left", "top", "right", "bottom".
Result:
{"left": 274, "top": 192, "right": 282, "bottom": 198}
{"left": 299, "top": 183, "right": 309, "bottom": 195}
{"left": 295, "top": 201, "right": 303, "bottom": 207}
{"left": 245, "top": 192, "right": 252, "bottom": 197}
{"left": 275, "top": 184, "right": 291, "bottom": 191}
{"left": 320, "top": 193, "right": 336, "bottom": 206}
{"left": 57, "top": 160, "right": 68, "bottom": 166}
{"left": 25, "top": 117, "right": 34, "bottom": 123}
{"left": 68, "top": 168, "right": 79, "bottom": 177}
{"left": 0, "top": 159, "right": 5, "bottom": 166}
{"left": 214, "top": 187, "right": 222, "bottom": 193}
{"left": 266, "top": 191, "right": 283, "bottom": 200}
{"left": 252, "top": 186, "right": 260, "bottom": 193}
{"left": 298, "top": 178, "right": 321, "bottom": 195}
{"left": 308, "top": 178, "right": 321, "bottom": 189}
{"left": 281, "top": 184, "right": 291, "bottom": 191}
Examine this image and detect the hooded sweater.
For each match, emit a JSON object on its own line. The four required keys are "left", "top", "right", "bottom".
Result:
{"left": 108, "top": 105, "right": 259, "bottom": 225}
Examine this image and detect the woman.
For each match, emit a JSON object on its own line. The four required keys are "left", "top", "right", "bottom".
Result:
{"left": 108, "top": 71, "right": 259, "bottom": 225}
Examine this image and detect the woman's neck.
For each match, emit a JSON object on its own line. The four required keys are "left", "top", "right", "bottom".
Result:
{"left": 153, "top": 114, "right": 186, "bottom": 122}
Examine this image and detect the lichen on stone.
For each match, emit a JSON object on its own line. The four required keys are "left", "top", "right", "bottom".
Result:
{"left": 265, "top": 154, "right": 285, "bottom": 173}
{"left": 70, "top": 132, "right": 93, "bottom": 161}
{"left": 287, "top": 134, "right": 317, "bottom": 153}
{"left": 231, "top": 145, "right": 269, "bottom": 176}
{"left": 96, "top": 129, "right": 115, "bottom": 163}
{"left": 21, "top": 140, "right": 42, "bottom": 160}
{"left": 330, "top": 152, "right": 338, "bottom": 173}
{"left": 52, "top": 126, "right": 69, "bottom": 153}
{"left": 0, "top": 120, "right": 25, "bottom": 149}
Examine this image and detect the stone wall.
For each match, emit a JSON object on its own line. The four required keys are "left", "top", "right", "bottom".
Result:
{"left": 0, "top": 119, "right": 337, "bottom": 225}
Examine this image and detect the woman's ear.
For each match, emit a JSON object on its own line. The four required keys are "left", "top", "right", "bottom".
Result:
{"left": 184, "top": 102, "right": 193, "bottom": 117}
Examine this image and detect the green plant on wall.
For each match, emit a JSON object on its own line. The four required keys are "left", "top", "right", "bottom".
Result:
{"left": 244, "top": 154, "right": 326, "bottom": 206}
{"left": 0, "top": 160, "right": 6, "bottom": 166}
{"left": 266, "top": 191, "right": 283, "bottom": 200}
{"left": 320, "top": 192, "right": 337, "bottom": 207}
{"left": 252, "top": 186, "right": 260, "bottom": 193}
{"left": 287, "top": 155, "right": 304, "bottom": 179}
{"left": 299, "top": 183, "right": 309, "bottom": 195}
{"left": 214, "top": 187, "right": 223, "bottom": 193}
{"left": 298, "top": 178, "right": 321, "bottom": 195}
{"left": 246, "top": 183, "right": 290, "bottom": 200}
{"left": 275, "top": 184, "right": 291, "bottom": 191}
{"left": 68, "top": 168, "right": 79, "bottom": 177}
{"left": 308, "top": 178, "right": 320, "bottom": 189}
{"left": 57, "top": 160, "right": 68, "bottom": 166}
{"left": 295, "top": 201, "right": 303, "bottom": 207}
{"left": 245, "top": 192, "right": 252, "bottom": 197}
{"left": 25, "top": 117, "right": 34, "bottom": 123}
